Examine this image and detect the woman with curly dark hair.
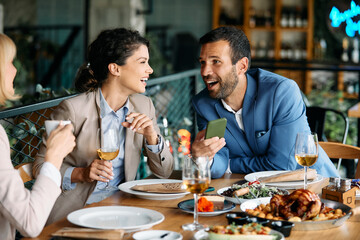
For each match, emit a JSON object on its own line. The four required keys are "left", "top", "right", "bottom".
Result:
{"left": 33, "top": 28, "right": 174, "bottom": 225}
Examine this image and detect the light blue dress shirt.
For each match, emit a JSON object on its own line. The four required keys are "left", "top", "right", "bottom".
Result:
{"left": 63, "top": 90, "right": 163, "bottom": 204}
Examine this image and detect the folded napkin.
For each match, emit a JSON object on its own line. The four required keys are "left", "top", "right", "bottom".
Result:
{"left": 52, "top": 227, "right": 124, "bottom": 239}
{"left": 258, "top": 168, "right": 317, "bottom": 183}
{"left": 131, "top": 182, "right": 186, "bottom": 193}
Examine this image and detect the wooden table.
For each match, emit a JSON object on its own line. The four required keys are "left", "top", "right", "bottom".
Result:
{"left": 23, "top": 172, "right": 360, "bottom": 240}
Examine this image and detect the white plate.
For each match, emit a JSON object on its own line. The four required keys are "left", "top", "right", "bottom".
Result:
{"left": 177, "top": 199, "right": 236, "bottom": 217}
{"left": 67, "top": 206, "right": 164, "bottom": 232}
{"left": 133, "top": 230, "right": 182, "bottom": 240}
{"left": 217, "top": 186, "right": 283, "bottom": 205}
{"left": 244, "top": 171, "right": 324, "bottom": 189}
{"left": 193, "top": 229, "right": 284, "bottom": 240}
{"left": 118, "top": 179, "right": 189, "bottom": 200}
{"left": 240, "top": 197, "right": 271, "bottom": 212}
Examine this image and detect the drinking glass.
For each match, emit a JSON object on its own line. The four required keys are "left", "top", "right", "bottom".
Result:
{"left": 97, "top": 128, "right": 119, "bottom": 190}
{"left": 295, "top": 132, "right": 318, "bottom": 189}
{"left": 182, "top": 155, "right": 211, "bottom": 231}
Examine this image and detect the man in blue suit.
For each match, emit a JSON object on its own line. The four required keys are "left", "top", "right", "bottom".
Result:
{"left": 191, "top": 26, "right": 339, "bottom": 179}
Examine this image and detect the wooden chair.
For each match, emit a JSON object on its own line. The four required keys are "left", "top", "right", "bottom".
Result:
{"left": 307, "top": 106, "right": 349, "bottom": 173}
{"left": 15, "top": 162, "right": 33, "bottom": 183}
{"left": 319, "top": 141, "right": 360, "bottom": 179}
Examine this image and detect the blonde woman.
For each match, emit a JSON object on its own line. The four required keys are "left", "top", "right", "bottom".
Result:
{"left": 0, "top": 33, "right": 76, "bottom": 240}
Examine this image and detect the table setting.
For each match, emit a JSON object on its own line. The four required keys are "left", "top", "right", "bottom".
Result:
{"left": 22, "top": 138, "right": 360, "bottom": 240}
{"left": 22, "top": 166, "right": 360, "bottom": 240}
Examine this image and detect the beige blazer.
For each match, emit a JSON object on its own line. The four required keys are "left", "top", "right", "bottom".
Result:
{"left": 0, "top": 126, "right": 60, "bottom": 240}
{"left": 33, "top": 89, "right": 174, "bottom": 225}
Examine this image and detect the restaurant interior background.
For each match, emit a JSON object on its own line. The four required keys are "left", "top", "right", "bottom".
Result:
{"left": 0, "top": 0, "right": 359, "bottom": 178}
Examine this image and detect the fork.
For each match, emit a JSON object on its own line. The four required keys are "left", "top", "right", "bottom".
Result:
{"left": 233, "top": 193, "right": 243, "bottom": 205}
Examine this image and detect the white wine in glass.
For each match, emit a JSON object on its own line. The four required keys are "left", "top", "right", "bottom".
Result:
{"left": 182, "top": 155, "right": 210, "bottom": 231}
{"left": 97, "top": 128, "right": 119, "bottom": 190}
{"left": 295, "top": 132, "right": 318, "bottom": 189}
{"left": 97, "top": 149, "right": 119, "bottom": 161}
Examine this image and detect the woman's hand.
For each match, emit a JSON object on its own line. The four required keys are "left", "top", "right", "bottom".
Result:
{"left": 75, "top": 159, "right": 114, "bottom": 183}
{"left": 122, "top": 112, "right": 158, "bottom": 145}
{"left": 45, "top": 123, "right": 76, "bottom": 170}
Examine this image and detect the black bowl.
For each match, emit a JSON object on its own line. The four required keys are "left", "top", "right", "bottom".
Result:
{"left": 268, "top": 220, "right": 294, "bottom": 237}
{"left": 226, "top": 213, "right": 294, "bottom": 237}
{"left": 226, "top": 212, "right": 249, "bottom": 225}
{"left": 226, "top": 212, "right": 270, "bottom": 225}
{"left": 247, "top": 216, "right": 270, "bottom": 225}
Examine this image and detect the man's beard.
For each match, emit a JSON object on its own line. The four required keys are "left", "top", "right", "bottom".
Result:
{"left": 209, "top": 66, "right": 239, "bottom": 99}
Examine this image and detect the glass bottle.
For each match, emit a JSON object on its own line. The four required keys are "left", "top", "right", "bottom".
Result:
{"left": 288, "top": 10, "right": 295, "bottom": 28}
{"left": 352, "top": 38, "right": 359, "bottom": 63}
{"left": 249, "top": 7, "right": 256, "bottom": 28}
{"left": 280, "top": 12, "right": 288, "bottom": 28}
{"left": 342, "top": 38, "right": 349, "bottom": 62}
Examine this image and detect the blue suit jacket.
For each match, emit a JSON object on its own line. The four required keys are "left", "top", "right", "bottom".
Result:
{"left": 192, "top": 68, "right": 339, "bottom": 178}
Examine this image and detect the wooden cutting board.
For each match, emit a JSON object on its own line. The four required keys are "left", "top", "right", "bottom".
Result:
{"left": 52, "top": 227, "right": 124, "bottom": 239}
{"left": 258, "top": 169, "right": 317, "bottom": 183}
{"left": 131, "top": 182, "right": 186, "bottom": 193}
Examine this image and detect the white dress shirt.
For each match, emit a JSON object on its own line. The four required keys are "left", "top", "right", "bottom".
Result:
{"left": 220, "top": 99, "right": 244, "bottom": 173}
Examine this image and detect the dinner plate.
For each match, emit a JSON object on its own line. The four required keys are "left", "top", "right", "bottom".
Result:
{"left": 118, "top": 179, "right": 189, "bottom": 200}
{"left": 133, "top": 230, "right": 182, "bottom": 240}
{"left": 67, "top": 206, "right": 164, "bottom": 232}
{"left": 244, "top": 171, "right": 324, "bottom": 189}
{"left": 193, "top": 229, "right": 284, "bottom": 240}
{"left": 177, "top": 199, "right": 236, "bottom": 216}
{"left": 217, "top": 186, "right": 286, "bottom": 205}
{"left": 240, "top": 197, "right": 272, "bottom": 212}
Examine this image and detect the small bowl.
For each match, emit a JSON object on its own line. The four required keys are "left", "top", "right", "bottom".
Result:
{"left": 226, "top": 212, "right": 270, "bottom": 225}
{"left": 226, "top": 213, "right": 249, "bottom": 225}
{"left": 268, "top": 220, "right": 294, "bottom": 237}
{"left": 247, "top": 216, "right": 270, "bottom": 225}
{"left": 226, "top": 213, "right": 293, "bottom": 237}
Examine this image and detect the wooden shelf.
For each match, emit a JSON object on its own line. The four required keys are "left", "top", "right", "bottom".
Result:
{"left": 279, "top": 27, "right": 309, "bottom": 32}
{"left": 249, "top": 26, "right": 276, "bottom": 31}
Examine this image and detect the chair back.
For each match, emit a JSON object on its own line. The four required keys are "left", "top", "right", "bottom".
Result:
{"left": 15, "top": 162, "right": 34, "bottom": 183}
{"left": 319, "top": 141, "right": 360, "bottom": 179}
{"left": 306, "top": 106, "right": 349, "bottom": 144}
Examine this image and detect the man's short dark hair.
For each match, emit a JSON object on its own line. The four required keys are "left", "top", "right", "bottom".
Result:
{"left": 199, "top": 26, "right": 251, "bottom": 68}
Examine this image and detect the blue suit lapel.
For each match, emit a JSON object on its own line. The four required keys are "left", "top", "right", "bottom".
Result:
{"left": 243, "top": 69, "right": 258, "bottom": 153}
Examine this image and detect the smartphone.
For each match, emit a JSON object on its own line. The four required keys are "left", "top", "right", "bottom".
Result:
{"left": 205, "top": 118, "right": 227, "bottom": 139}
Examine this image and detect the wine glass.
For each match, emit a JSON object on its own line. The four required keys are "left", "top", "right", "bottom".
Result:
{"left": 295, "top": 132, "right": 319, "bottom": 189}
{"left": 97, "top": 128, "right": 119, "bottom": 190}
{"left": 182, "top": 155, "right": 211, "bottom": 231}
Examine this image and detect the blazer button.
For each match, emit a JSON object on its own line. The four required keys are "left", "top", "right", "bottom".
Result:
{"left": 161, "top": 157, "right": 165, "bottom": 161}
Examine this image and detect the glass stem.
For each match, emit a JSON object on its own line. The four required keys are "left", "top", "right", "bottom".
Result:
{"left": 193, "top": 193, "right": 199, "bottom": 224}
{"left": 304, "top": 166, "right": 308, "bottom": 189}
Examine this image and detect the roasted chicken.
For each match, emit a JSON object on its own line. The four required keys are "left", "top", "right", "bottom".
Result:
{"left": 270, "top": 189, "right": 322, "bottom": 220}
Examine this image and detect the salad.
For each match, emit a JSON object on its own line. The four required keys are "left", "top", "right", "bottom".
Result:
{"left": 220, "top": 181, "right": 288, "bottom": 199}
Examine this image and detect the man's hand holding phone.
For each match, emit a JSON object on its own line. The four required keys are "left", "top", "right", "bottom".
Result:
{"left": 191, "top": 118, "right": 227, "bottom": 159}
